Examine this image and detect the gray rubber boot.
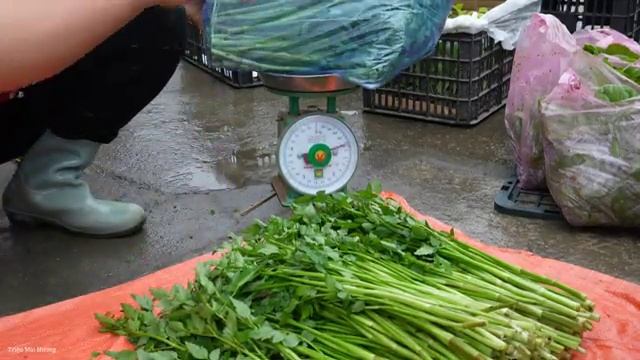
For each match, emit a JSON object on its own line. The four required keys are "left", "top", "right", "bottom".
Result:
{"left": 2, "top": 131, "right": 146, "bottom": 237}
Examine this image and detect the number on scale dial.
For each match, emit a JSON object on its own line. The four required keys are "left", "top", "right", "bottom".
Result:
{"left": 279, "top": 114, "right": 358, "bottom": 195}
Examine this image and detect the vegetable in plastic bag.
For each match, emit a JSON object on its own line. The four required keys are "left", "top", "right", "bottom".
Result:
{"left": 541, "top": 51, "right": 640, "bottom": 227}
{"left": 574, "top": 28, "right": 640, "bottom": 55}
{"left": 505, "top": 14, "right": 640, "bottom": 190}
{"left": 584, "top": 43, "right": 640, "bottom": 87}
{"left": 595, "top": 84, "right": 638, "bottom": 103}
{"left": 202, "top": 0, "right": 454, "bottom": 89}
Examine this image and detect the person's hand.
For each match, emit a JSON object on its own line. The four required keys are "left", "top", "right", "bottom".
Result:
{"left": 149, "top": 0, "right": 189, "bottom": 6}
{"left": 184, "top": 0, "right": 205, "bottom": 28}
{"left": 148, "top": 0, "right": 204, "bottom": 27}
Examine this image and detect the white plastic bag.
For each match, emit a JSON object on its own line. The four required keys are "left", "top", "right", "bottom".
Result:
{"left": 443, "top": 0, "right": 541, "bottom": 49}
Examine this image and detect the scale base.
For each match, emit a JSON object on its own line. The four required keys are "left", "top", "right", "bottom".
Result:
{"left": 272, "top": 176, "right": 298, "bottom": 207}
{"left": 272, "top": 175, "right": 349, "bottom": 207}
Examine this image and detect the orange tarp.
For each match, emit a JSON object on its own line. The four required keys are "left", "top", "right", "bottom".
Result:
{"left": 0, "top": 192, "right": 638, "bottom": 359}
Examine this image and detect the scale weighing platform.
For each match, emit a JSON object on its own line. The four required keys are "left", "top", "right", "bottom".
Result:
{"left": 260, "top": 74, "right": 360, "bottom": 206}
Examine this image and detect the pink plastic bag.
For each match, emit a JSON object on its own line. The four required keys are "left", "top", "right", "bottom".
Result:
{"left": 504, "top": 14, "right": 578, "bottom": 189}
{"left": 505, "top": 15, "right": 640, "bottom": 191}
{"left": 540, "top": 51, "right": 640, "bottom": 227}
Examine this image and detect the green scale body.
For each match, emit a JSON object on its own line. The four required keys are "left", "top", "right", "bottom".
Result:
{"left": 270, "top": 88, "right": 358, "bottom": 207}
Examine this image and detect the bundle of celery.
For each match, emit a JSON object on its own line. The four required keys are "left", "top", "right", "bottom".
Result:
{"left": 97, "top": 185, "right": 598, "bottom": 360}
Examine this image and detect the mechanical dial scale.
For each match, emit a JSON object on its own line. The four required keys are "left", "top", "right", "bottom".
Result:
{"left": 261, "top": 74, "right": 360, "bottom": 206}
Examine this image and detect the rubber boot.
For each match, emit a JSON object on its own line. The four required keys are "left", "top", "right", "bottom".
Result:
{"left": 2, "top": 131, "right": 146, "bottom": 237}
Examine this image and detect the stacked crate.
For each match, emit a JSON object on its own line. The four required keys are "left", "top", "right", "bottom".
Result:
{"left": 183, "top": 22, "right": 261, "bottom": 88}
{"left": 363, "top": 1, "right": 513, "bottom": 126}
{"left": 541, "top": 0, "right": 640, "bottom": 40}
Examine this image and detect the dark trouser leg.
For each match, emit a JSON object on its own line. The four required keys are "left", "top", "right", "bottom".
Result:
{"left": 0, "top": 6, "right": 186, "bottom": 164}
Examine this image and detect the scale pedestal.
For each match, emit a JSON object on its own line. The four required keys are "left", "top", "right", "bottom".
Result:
{"left": 261, "top": 74, "right": 359, "bottom": 207}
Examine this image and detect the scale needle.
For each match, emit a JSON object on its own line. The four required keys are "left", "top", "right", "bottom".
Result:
{"left": 298, "top": 143, "right": 347, "bottom": 160}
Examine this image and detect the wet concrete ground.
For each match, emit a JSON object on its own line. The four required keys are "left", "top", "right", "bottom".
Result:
{"left": 0, "top": 63, "right": 638, "bottom": 316}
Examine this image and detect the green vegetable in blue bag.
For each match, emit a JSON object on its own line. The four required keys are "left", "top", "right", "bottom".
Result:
{"left": 202, "top": 0, "right": 454, "bottom": 88}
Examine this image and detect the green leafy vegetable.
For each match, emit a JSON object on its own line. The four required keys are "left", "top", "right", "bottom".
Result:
{"left": 622, "top": 66, "right": 640, "bottom": 84}
{"left": 185, "top": 343, "right": 209, "bottom": 360}
{"left": 208, "top": 349, "right": 220, "bottom": 360}
{"left": 257, "top": 244, "right": 279, "bottom": 256}
{"left": 414, "top": 244, "right": 435, "bottom": 256}
{"left": 584, "top": 43, "right": 640, "bottom": 63}
{"left": 136, "top": 350, "right": 178, "bottom": 360}
{"left": 449, "top": 3, "right": 489, "bottom": 18}
{"left": 584, "top": 43, "right": 640, "bottom": 88}
{"left": 596, "top": 84, "right": 639, "bottom": 103}
{"left": 230, "top": 298, "right": 253, "bottom": 320}
{"left": 583, "top": 43, "right": 602, "bottom": 56}
{"left": 105, "top": 351, "right": 137, "bottom": 360}
{"left": 97, "top": 186, "right": 598, "bottom": 360}
{"left": 602, "top": 43, "right": 640, "bottom": 62}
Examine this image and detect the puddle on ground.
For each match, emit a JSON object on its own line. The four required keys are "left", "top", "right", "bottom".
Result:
{"left": 95, "top": 63, "right": 512, "bottom": 194}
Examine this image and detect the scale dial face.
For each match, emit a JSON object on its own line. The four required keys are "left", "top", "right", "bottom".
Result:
{"left": 278, "top": 114, "right": 358, "bottom": 195}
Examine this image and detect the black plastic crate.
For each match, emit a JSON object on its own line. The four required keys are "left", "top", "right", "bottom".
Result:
{"left": 363, "top": 32, "right": 513, "bottom": 126}
{"left": 494, "top": 177, "right": 564, "bottom": 220}
{"left": 183, "top": 22, "right": 261, "bottom": 88}
{"left": 541, "top": 0, "right": 640, "bottom": 40}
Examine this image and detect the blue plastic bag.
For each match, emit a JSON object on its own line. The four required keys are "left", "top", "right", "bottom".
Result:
{"left": 203, "top": 0, "right": 453, "bottom": 89}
